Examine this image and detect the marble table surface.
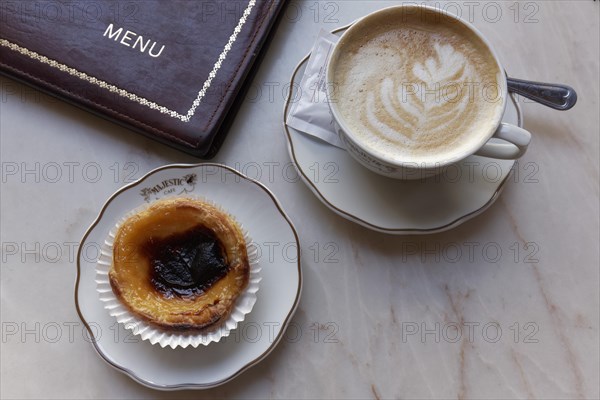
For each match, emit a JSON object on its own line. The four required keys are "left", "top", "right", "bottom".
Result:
{"left": 1, "top": 1, "right": 598, "bottom": 399}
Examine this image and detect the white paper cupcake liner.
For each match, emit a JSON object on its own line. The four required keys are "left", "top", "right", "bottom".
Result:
{"left": 95, "top": 195, "right": 260, "bottom": 349}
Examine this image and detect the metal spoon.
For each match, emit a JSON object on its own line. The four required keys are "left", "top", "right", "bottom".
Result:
{"left": 507, "top": 77, "right": 577, "bottom": 110}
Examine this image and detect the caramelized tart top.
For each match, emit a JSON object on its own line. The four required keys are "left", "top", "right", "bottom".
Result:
{"left": 109, "top": 197, "right": 250, "bottom": 332}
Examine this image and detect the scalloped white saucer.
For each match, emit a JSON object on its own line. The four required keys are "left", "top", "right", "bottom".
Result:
{"left": 284, "top": 26, "right": 523, "bottom": 234}
{"left": 76, "top": 163, "right": 301, "bottom": 390}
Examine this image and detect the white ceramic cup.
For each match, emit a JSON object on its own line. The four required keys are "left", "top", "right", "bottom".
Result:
{"left": 326, "top": 5, "right": 531, "bottom": 180}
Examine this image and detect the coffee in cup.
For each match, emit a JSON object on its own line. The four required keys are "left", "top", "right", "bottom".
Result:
{"left": 326, "top": 6, "right": 531, "bottom": 179}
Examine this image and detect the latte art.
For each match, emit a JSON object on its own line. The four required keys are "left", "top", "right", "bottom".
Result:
{"left": 331, "top": 10, "right": 504, "bottom": 163}
{"left": 366, "top": 43, "right": 475, "bottom": 146}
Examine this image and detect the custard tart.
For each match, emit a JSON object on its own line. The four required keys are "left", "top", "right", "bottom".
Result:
{"left": 109, "top": 197, "right": 250, "bottom": 332}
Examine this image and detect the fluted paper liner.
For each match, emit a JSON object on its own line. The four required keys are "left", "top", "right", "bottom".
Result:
{"left": 95, "top": 196, "right": 261, "bottom": 349}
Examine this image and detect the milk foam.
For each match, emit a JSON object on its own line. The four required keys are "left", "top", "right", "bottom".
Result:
{"left": 332, "top": 10, "right": 504, "bottom": 163}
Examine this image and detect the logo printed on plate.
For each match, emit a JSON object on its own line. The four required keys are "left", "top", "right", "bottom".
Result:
{"left": 140, "top": 173, "right": 197, "bottom": 201}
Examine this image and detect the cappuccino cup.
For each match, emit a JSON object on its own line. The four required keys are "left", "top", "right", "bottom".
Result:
{"left": 326, "top": 5, "right": 531, "bottom": 180}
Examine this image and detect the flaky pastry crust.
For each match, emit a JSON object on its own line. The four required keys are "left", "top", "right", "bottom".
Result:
{"left": 109, "top": 197, "right": 250, "bottom": 332}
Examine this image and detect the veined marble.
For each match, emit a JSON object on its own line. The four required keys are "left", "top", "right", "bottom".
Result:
{"left": 1, "top": 1, "right": 598, "bottom": 399}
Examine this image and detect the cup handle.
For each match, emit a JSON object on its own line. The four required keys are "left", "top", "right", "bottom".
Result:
{"left": 474, "top": 123, "right": 532, "bottom": 159}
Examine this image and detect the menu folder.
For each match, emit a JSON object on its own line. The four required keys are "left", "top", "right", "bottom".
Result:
{"left": 0, "top": 0, "right": 286, "bottom": 158}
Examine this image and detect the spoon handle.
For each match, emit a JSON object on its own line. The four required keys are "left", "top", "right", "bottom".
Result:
{"left": 507, "top": 77, "right": 577, "bottom": 110}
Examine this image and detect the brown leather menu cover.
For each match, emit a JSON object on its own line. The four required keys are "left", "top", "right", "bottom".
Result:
{"left": 0, "top": 0, "right": 285, "bottom": 158}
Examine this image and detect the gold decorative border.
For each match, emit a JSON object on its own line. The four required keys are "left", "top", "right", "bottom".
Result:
{"left": 0, "top": 0, "right": 256, "bottom": 122}
{"left": 75, "top": 163, "right": 302, "bottom": 389}
{"left": 283, "top": 24, "right": 522, "bottom": 235}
